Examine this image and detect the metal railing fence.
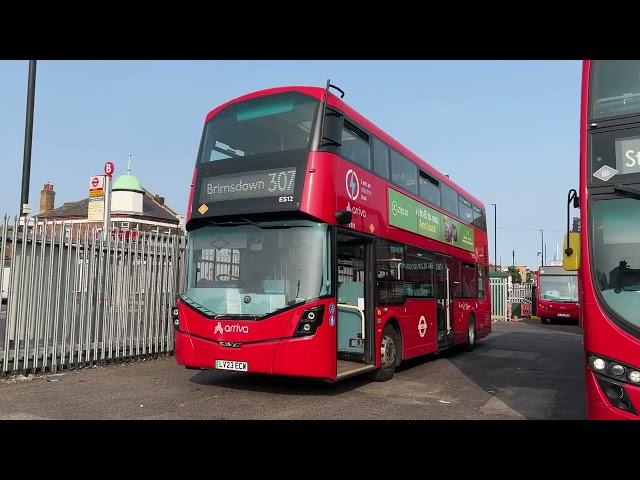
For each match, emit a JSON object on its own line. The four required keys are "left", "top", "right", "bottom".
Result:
{"left": 0, "top": 215, "right": 187, "bottom": 375}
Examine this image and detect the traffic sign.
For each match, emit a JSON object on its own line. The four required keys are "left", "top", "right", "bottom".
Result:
{"left": 89, "top": 176, "right": 104, "bottom": 190}
{"left": 418, "top": 316, "right": 427, "bottom": 338}
{"left": 88, "top": 196, "right": 104, "bottom": 221}
{"left": 104, "top": 161, "right": 115, "bottom": 177}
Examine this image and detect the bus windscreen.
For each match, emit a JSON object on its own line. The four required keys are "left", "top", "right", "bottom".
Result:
{"left": 590, "top": 60, "right": 640, "bottom": 120}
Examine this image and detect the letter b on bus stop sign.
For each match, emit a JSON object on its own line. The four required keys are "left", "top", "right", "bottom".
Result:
{"left": 104, "top": 161, "right": 115, "bottom": 177}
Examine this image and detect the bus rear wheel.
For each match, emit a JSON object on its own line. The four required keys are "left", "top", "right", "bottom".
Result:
{"left": 371, "top": 324, "right": 399, "bottom": 382}
{"left": 465, "top": 316, "right": 476, "bottom": 351}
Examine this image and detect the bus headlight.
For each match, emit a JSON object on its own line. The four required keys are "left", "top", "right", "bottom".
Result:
{"left": 592, "top": 357, "right": 606, "bottom": 371}
{"left": 172, "top": 306, "right": 180, "bottom": 329}
{"left": 294, "top": 306, "right": 324, "bottom": 337}
{"left": 589, "top": 353, "right": 639, "bottom": 416}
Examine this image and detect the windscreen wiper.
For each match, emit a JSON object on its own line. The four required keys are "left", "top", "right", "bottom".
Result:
{"left": 614, "top": 183, "right": 640, "bottom": 201}
{"left": 214, "top": 314, "right": 260, "bottom": 320}
{"left": 212, "top": 145, "right": 242, "bottom": 158}
{"left": 204, "top": 219, "right": 251, "bottom": 227}
{"left": 180, "top": 294, "right": 217, "bottom": 316}
{"left": 239, "top": 217, "right": 261, "bottom": 228}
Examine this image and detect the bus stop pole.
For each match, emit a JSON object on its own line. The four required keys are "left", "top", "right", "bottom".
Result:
{"left": 103, "top": 175, "right": 112, "bottom": 239}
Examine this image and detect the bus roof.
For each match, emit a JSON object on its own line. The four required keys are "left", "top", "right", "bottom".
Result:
{"left": 203, "top": 85, "right": 486, "bottom": 211}
{"left": 539, "top": 266, "right": 577, "bottom": 276}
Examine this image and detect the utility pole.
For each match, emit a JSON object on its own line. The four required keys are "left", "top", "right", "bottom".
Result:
{"left": 20, "top": 60, "right": 37, "bottom": 216}
{"left": 539, "top": 229, "right": 544, "bottom": 267}
{"left": 512, "top": 249, "right": 515, "bottom": 267}
{"left": 491, "top": 203, "right": 497, "bottom": 271}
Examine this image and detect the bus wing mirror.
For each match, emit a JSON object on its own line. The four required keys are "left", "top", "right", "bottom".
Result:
{"left": 563, "top": 232, "right": 581, "bottom": 271}
{"left": 335, "top": 210, "right": 352, "bottom": 225}
{"left": 573, "top": 196, "right": 580, "bottom": 208}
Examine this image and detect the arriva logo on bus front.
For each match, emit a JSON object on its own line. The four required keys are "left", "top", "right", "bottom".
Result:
{"left": 214, "top": 322, "right": 249, "bottom": 335}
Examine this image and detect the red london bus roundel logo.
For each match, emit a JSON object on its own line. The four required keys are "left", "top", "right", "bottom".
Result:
{"left": 345, "top": 169, "right": 360, "bottom": 200}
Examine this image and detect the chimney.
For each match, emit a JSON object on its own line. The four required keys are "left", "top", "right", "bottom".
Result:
{"left": 154, "top": 194, "right": 164, "bottom": 206}
{"left": 39, "top": 182, "right": 55, "bottom": 214}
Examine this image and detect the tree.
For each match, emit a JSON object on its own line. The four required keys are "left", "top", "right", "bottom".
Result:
{"left": 508, "top": 265, "right": 522, "bottom": 284}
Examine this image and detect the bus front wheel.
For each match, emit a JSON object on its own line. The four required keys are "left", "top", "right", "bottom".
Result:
{"left": 371, "top": 324, "right": 399, "bottom": 382}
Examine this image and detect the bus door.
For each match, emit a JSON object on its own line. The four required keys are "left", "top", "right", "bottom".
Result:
{"left": 336, "top": 232, "right": 375, "bottom": 378}
{"left": 435, "top": 255, "right": 454, "bottom": 348}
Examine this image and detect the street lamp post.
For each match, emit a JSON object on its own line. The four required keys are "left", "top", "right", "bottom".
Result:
{"left": 491, "top": 203, "right": 497, "bottom": 271}
{"left": 20, "top": 60, "right": 37, "bottom": 216}
{"left": 539, "top": 229, "right": 545, "bottom": 267}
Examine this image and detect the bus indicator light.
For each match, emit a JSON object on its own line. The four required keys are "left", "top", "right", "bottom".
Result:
{"left": 611, "top": 364, "right": 625, "bottom": 376}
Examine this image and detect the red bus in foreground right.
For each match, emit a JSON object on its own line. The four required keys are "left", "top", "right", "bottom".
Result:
{"left": 564, "top": 60, "right": 640, "bottom": 419}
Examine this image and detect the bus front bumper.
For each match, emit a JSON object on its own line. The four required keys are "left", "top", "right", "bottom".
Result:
{"left": 174, "top": 329, "right": 335, "bottom": 380}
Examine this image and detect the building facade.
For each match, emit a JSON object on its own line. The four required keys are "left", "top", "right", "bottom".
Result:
{"left": 37, "top": 172, "right": 183, "bottom": 237}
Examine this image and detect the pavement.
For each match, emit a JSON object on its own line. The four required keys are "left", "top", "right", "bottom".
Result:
{"left": 0, "top": 318, "right": 585, "bottom": 420}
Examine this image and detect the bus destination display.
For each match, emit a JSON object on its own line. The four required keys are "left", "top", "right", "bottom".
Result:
{"left": 616, "top": 136, "right": 640, "bottom": 174}
{"left": 200, "top": 167, "right": 297, "bottom": 203}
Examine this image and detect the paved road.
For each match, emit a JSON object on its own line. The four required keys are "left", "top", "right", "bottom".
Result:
{"left": 0, "top": 319, "right": 584, "bottom": 419}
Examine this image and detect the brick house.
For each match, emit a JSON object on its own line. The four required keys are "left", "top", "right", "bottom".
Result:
{"left": 37, "top": 172, "right": 183, "bottom": 237}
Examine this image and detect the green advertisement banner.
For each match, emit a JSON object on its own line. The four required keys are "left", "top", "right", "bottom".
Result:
{"left": 388, "top": 187, "right": 475, "bottom": 252}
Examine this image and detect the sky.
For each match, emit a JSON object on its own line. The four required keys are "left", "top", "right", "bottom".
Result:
{"left": 0, "top": 60, "right": 581, "bottom": 269}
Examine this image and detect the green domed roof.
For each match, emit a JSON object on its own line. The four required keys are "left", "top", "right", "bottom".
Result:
{"left": 112, "top": 173, "right": 143, "bottom": 193}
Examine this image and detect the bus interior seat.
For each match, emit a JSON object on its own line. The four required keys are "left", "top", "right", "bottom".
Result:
{"left": 337, "top": 281, "right": 365, "bottom": 355}
{"left": 337, "top": 281, "right": 364, "bottom": 306}
{"left": 337, "top": 306, "right": 364, "bottom": 354}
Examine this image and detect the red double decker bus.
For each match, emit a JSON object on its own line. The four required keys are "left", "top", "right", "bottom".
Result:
{"left": 174, "top": 84, "right": 491, "bottom": 381}
{"left": 536, "top": 266, "right": 579, "bottom": 325}
{"left": 564, "top": 61, "right": 640, "bottom": 419}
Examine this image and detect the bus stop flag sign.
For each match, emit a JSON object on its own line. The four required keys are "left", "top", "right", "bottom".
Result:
{"left": 88, "top": 175, "right": 105, "bottom": 221}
